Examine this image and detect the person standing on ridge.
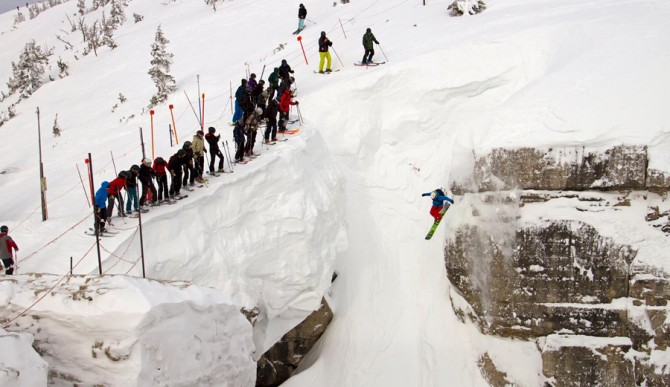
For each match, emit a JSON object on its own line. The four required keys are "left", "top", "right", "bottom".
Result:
{"left": 297, "top": 4, "right": 307, "bottom": 33}
{"left": 278, "top": 59, "right": 295, "bottom": 86}
{"left": 233, "top": 119, "right": 246, "bottom": 163}
{"left": 138, "top": 159, "right": 157, "bottom": 207}
{"left": 232, "top": 79, "right": 248, "bottom": 123}
{"left": 205, "top": 127, "right": 224, "bottom": 174}
{"left": 152, "top": 157, "right": 170, "bottom": 203}
{"left": 94, "top": 181, "right": 110, "bottom": 233}
{"left": 422, "top": 188, "right": 454, "bottom": 222}
{"left": 125, "top": 166, "right": 141, "bottom": 214}
{"left": 279, "top": 89, "right": 298, "bottom": 132}
{"left": 192, "top": 130, "right": 206, "bottom": 183}
{"left": 318, "top": 31, "right": 333, "bottom": 73}
{"left": 107, "top": 172, "right": 128, "bottom": 217}
{"left": 361, "top": 28, "right": 380, "bottom": 64}
{"left": 0, "top": 225, "right": 19, "bottom": 275}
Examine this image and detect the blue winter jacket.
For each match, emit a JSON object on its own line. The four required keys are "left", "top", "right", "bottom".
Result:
{"left": 95, "top": 181, "right": 110, "bottom": 208}
{"left": 422, "top": 190, "right": 454, "bottom": 207}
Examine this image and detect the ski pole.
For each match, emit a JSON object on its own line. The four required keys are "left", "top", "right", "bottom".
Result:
{"left": 224, "top": 140, "right": 234, "bottom": 171}
{"left": 184, "top": 90, "right": 202, "bottom": 127}
{"left": 76, "top": 163, "right": 91, "bottom": 207}
{"left": 331, "top": 46, "right": 344, "bottom": 67}
{"left": 378, "top": 44, "right": 389, "bottom": 62}
{"left": 296, "top": 104, "right": 303, "bottom": 125}
{"left": 110, "top": 150, "right": 118, "bottom": 176}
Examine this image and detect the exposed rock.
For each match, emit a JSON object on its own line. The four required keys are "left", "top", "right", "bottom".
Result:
{"left": 451, "top": 145, "right": 670, "bottom": 194}
{"left": 477, "top": 352, "right": 512, "bottom": 386}
{"left": 541, "top": 335, "right": 634, "bottom": 386}
{"left": 256, "top": 298, "right": 333, "bottom": 387}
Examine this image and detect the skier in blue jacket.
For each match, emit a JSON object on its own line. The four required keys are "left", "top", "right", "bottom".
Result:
{"left": 94, "top": 181, "right": 110, "bottom": 232}
{"left": 422, "top": 188, "right": 454, "bottom": 222}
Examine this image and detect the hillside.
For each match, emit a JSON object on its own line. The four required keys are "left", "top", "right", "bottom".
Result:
{"left": 1, "top": 0, "right": 670, "bottom": 385}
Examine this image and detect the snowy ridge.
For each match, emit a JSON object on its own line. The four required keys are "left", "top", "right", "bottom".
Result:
{"left": 1, "top": 0, "right": 670, "bottom": 385}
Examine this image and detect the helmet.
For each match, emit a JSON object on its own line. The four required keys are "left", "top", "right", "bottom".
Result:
{"left": 119, "top": 170, "right": 130, "bottom": 179}
{"left": 177, "top": 149, "right": 186, "bottom": 157}
{"left": 281, "top": 59, "right": 287, "bottom": 64}
{"left": 183, "top": 141, "right": 192, "bottom": 148}
{"left": 250, "top": 73, "right": 256, "bottom": 79}
{"left": 366, "top": 28, "right": 371, "bottom": 33}
{"left": 142, "top": 158, "right": 152, "bottom": 166}
{"left": 208, "top": 127, "right": 216, "bottom": 133}
{"left": 0, "top": 225, "right": 8, "bottom": 233}
{"left": 321, "top": 31, "right": 326, "bottom": 36}
{"left": 430, "top": 191, "right": 437, "bottom": 199}
{"left": 197, "top": 130, "right": 204, "bottom": 136}
{"left": 131, "top": 164, "right": 140, "bottom": 172}
{"left": 255, "top": 107, "right": 263, "bottom": 116}
{"left": 262, "top": 91, "right": 268, "bottom": 98}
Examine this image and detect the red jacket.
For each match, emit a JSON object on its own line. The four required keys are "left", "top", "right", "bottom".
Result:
{"left": 0, "top": 232, "right": 18, "bottom": 260}
{"left": 152, "top": 157, "right": 168, "bottom": 177}
{"left": 279, "top": 90, "right": 297, "bottom": 113}
{"left": 107, "top": 177, "right": 126, "bottom": 196}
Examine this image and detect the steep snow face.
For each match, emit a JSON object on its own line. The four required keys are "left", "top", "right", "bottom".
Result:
{"left": 0, "top": 274, "right": 256, "bottom": 386}
{"left": 0, "top": 327, "right": 48, "bottom": 386}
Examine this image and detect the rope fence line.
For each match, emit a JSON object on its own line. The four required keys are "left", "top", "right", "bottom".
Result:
{"left": 17, "top": 214, "right": 90, "bottom": 267}
{"left": 101, "top": 228, "right": 140, "bottom": 274}
{"left": 1, "top": 241, "right": 97, "bottom": 330}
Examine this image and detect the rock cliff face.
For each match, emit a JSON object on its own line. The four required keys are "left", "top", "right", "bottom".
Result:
{"left": 256, "top": 298, "right": 333, "bottom": 387}
{"left": 446, "top": 145, "right": 670, "bottom": 386}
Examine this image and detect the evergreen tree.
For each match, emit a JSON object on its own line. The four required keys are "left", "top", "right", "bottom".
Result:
{"left": 6, "top": 40, "right": 52, "bottom": 99}
{"left": 101, "top": 12, "right": 117, "bottom": 49}
{"left": 109, "top": 0, "right": 126, "bottom": 27}
{"left": 148, "top": 25, "right": 176, "bottom": 107}
{"left": 77, "top": 0, "right": 86, "bottom": 15}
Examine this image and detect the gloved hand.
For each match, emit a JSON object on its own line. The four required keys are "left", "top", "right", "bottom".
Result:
{"left": 171, "top": 171, "right": 176, "bottom": 177}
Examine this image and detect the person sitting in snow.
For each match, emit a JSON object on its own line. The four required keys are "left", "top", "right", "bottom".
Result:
{"left": 422, "top": 188, "right": 454, "bottom": 222}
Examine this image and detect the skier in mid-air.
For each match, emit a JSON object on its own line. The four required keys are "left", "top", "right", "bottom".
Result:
{"left": 422, "top": 188, "right": 454, "bottom": 222}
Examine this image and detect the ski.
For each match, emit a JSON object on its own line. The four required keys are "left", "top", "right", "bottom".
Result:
{"left": 425, "top": 207, "right": 450, "bottom": 240}
{"left": 84, "top": 231, "right": 114, "bottom": 237}
{"left": 354, "top": 61, "right": 385, "bottom": 66}
{"left": 314, "top": 70, "right": 341, "bottom": 74}
{"left": 292, "top": 28, "right": 304, "bottom": 35}
{"left": 287, "top": 119, "right": 299, "bottom": 124}
{"left": 183, "top": 187, "right": 195, "bottom": 192}
{"left": 207, "top": 171, "right": 220, "bottom": 177}
{"left": 88, "top": 228, "right": 119, "bottom": 234}
{"left": 173, "top": 195, "right": 188, "bottom": 200}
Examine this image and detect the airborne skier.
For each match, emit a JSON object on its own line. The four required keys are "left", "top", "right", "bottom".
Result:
{"left": 422, "top": 188, "right": 454, "bottom": 240}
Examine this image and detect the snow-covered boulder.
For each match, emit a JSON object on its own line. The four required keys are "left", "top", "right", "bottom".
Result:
{"left": 0, "top": 274, "right": 255, "bottom": 386}
{"left": 0, "top": 327, "right": 48, "bottom": 387}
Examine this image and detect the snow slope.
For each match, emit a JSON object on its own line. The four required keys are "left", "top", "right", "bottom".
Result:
{"left": 1, "top": 0, "right": 669, "bottom": 385}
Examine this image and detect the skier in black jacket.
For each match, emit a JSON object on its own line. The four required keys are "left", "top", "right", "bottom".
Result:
{"left": 138, "top": 158, "right": 157, "bottom": 207}
{"left": 278, "top": 59, "right": 294, "bottom": 85}
{"left": 264, "top": 99, "right": 280, "bottom": 143}
{"left": 297, "top": 4, "right": 307, "bottom": 33}
{"left": 205, "top": 127, "right": 224, "bottom": 174}
{"left": 168, "top": 149, "right": 186, "bottom": 197}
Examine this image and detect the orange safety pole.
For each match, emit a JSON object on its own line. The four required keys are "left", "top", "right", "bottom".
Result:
{"left": 297, "top": 36, "right": 308, "bottom": 65}
{"left": 149, "top": 109, "right": 155, "bottom": 159}
{"left": 168, "top": 104, "right": 179, "bottom": 144}
{"left": 201, "top": 93, "right": 205, "bottom": 131}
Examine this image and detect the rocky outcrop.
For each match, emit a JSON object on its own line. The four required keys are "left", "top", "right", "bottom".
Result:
{"left": 256, "top": 298, "right": 333, "bottom": 387}
{"left": 446, "top": 145, "right": 670, "bottom": 385}
{"left": 451, "top": 145, "right": 669, "bottom": 194}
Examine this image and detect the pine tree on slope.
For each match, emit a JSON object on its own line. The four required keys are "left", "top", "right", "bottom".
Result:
{"left": 148, "top": 25, "right": 177, "bottom": 107}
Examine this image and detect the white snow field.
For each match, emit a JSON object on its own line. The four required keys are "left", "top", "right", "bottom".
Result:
{"left": 1, "top": 0, "right": 669, "bottom": 385}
